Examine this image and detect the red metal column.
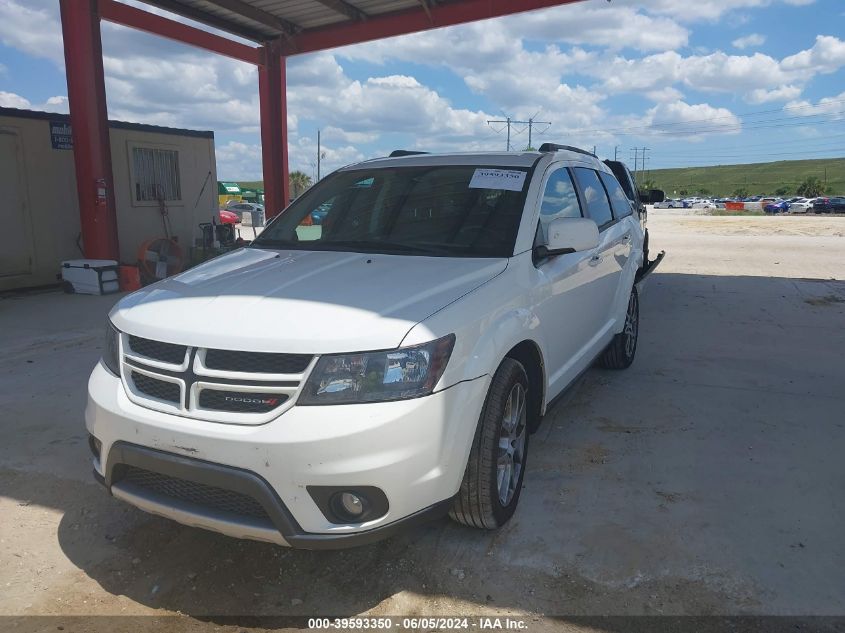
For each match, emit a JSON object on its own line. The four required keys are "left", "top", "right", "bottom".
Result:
{"left": 60, "top": 0, "right": 119, "bottom": 260}
{"left": 258, "top": 40, "right": 289, "bottom": 218}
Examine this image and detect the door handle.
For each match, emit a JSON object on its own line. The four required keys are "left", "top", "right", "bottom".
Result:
{"left": 589, "top": 254, "right": 602, "bottom": 266}
{"left": 622, "top": 234, "right": 631, "bottom": 242}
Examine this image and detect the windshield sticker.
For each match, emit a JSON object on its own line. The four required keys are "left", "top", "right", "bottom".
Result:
{"left": 469, "top": 169, "right": 527, "bottom": 192}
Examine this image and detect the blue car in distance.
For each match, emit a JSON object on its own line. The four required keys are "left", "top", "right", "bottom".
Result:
{"left": 764, "top": 200, "right": 790, "bottom": 214}
{"left": 310, "top": 202, "right": 332, "bottom": 224}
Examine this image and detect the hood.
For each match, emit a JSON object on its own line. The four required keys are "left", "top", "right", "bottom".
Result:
{"left": 111, "top": 248, "right": 507, "bottom": 353}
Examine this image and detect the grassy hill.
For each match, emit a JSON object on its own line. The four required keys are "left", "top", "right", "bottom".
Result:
{"left": 645, "top": 157, "right": 845, "bottom": 197}
{"left": 234, "top": 157, "right": 844, "bottom": 198}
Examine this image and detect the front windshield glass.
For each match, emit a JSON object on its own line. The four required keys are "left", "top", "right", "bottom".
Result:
{"left": 250, "top": 165, "right": 531, "bottom": 257}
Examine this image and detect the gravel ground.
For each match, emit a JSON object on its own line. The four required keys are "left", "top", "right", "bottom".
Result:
{"left": 1, "top": 214, "right": 843, "bottom": 630}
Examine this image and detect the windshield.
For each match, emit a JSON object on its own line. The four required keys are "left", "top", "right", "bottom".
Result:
{"left": 250, "top": 165, "right": 532, "bottom": 257}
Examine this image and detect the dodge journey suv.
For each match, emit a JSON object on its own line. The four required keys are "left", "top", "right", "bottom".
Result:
{"left": 86, "top": 145, "right": 662, "bottom": 548}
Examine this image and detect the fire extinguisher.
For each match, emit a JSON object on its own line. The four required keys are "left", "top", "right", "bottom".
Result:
{"left": 95, "top": 177, "right": 108, "bottom": 219}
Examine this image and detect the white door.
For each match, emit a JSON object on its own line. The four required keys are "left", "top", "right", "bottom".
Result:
{"left": 531, "top": 166, "right": 608, "bottom": 398}
{"left": 571, "top": 167, "right": 629, "bottom": 340}
{"left": 0, "top": 131, "right": 31, "bottom": 277}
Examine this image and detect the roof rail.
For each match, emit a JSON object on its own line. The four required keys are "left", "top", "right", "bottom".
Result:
{"left": 538, "top": 143, "right": 596, "bottom": 158}
{"left": 389, "top": 150, "right": 429, "bottom": 158}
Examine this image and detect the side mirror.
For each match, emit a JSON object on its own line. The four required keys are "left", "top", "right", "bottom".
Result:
{"left": 535, "top": 217, "right": 599, "bottom": 260}
{"left": 640, "top": 189, "right": 665, "bottom": 204}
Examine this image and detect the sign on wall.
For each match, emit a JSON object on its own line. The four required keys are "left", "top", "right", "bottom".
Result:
{"left": 49, "top": 120, "right": 73, "bottom": 150}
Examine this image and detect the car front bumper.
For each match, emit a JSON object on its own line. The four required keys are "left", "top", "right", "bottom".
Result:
{"left": 86, "top": 362, "right": 489, "bottom": 548}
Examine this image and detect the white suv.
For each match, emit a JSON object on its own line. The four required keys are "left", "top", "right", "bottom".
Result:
{"left": 87, "top": 145, "right": 660, "bottom": 549}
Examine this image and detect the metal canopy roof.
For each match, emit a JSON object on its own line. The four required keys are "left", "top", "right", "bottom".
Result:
{"left": 135, "top": 0, "right": 584, "bottom": 54}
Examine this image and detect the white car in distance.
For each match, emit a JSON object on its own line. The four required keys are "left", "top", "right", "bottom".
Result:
{"left": 86, "top": 145, "right": 661, "bottom": 549}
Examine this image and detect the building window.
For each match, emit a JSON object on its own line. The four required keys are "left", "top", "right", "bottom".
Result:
{"left": 132, "top": 147, "right": 181, "bottom": 202}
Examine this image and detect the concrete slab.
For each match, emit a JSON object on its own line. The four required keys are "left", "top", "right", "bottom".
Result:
{"left": 0, "top": 215, "right": 843, "bottom": 621}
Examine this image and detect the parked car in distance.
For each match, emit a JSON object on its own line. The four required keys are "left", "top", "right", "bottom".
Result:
{"left": 218, "top": 208, "right": 239, "bottom": 224}
{"left": 787, "top": 198, "right": 812, "bottom": 213}
{"left": 226, "top": 201, "right": 265, "bottom": 219}
{"left": 310, "top": 202, "right": 332, "bottom": 225}
{"left": 87, "top": 146, "right": 663, "bottom": 549}
{"left": 656, "top": 198, "right": 688, "bottom": 209}
{"left": 764, "top": 200, "right": 790, "bottom": 214}
{"left": 692, "top": 199, "right": 717, "bottom": 209}
{"left": 812, "top": 197, "right": 845, "bottom": 213}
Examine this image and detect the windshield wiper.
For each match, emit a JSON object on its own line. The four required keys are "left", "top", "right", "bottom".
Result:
{"left": 314, "top": 240, "right": 447, "bottom": 255}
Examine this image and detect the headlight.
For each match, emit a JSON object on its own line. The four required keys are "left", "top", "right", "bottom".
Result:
{"left": 299, "top": 334, "right": 455, "bottom": 405}
{"left": 102, "top": 320, "right": 121, "bottom": 376}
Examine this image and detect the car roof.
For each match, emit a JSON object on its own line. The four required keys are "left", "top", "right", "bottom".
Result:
{"left": 341, "top": 149, "right": 605, "bottom": 172}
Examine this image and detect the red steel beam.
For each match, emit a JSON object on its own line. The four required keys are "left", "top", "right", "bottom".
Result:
{"left": 99, "top": 0, "right": 262, "bottom": 65}
{"left": 258, "top": 40, "right": 289, "bottom": 218}
{"left": 283, "top": 0, "right": 586, "bottom": 55}
{"left": 60, "top": 0, "right": 120, "bottom": 261}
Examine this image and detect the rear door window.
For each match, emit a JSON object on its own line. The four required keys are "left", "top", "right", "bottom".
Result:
{"left": 599, "top": 172, "right": 634, "bottom": 219}
{"left": 572, "top": 168, "right": 613, "bottom": 229}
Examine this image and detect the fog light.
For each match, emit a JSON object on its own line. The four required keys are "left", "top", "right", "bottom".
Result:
{"left": 308, "top": 485, "right": 389, "bottom": 524}
{"left": 339, "top": 492, "right": 364, "bottom": 517}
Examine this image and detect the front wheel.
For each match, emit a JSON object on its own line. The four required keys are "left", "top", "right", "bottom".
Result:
{"left": 599, "top": 286, "right": 639, "bottom": 369}
{"left": 450, "top": 358, "right": 530, "bottom": 529}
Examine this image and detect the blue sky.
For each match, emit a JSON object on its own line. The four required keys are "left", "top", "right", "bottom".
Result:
{"left": 1, "top": 0, "right": 843, "bottom": 180}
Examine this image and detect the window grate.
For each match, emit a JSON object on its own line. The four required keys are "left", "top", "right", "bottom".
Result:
{"left": 132, "top": 147, "right": 181, "bottom": 202}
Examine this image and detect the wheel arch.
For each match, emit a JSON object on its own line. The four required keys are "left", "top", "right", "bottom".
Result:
{"left": 503, "top": 339, "right": 546, "bottom": 434}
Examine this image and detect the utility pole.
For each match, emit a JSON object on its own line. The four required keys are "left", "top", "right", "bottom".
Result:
{"left": 316, "top": 129, "right": 321, "bottom": 181}
{"left": 640, "top": 147, "right": 650, "bottom": 184}
{"left": 487, "top": 115, "right": 551, "bottom": 151}
{"left": 630, "top": 148, "right": 640, "bottom": 179}
{"left": 614, "top": 145, "right": 619, "bottom": 161}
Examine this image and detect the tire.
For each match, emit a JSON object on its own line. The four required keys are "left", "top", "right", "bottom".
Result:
{"left": 599, "top": 286, "right": 639, "bottom": 370}
{"left": 450, "top": 358, "right": 530, "bottom": 529}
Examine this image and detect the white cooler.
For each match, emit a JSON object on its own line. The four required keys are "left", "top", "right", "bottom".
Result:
{"left": 61, "top": 259, "right": 120, "bottom": 295}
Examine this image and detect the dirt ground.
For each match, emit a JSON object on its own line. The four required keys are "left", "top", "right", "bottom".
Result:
{"left": 1, "top": 214, "right": 843, "bottom": 630}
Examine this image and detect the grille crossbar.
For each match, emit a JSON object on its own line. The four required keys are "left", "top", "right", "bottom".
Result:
{"left": 128, "top": 336, "right": 187, "bottom": 365}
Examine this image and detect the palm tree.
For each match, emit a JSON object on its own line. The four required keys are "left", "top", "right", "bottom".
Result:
{"left": 289, "top": 171, "right": 312, "bottom": 199}
{"left": 796, "top": 176, "right": 826, "bottom": 198}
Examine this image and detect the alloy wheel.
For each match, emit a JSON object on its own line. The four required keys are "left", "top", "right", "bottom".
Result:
{"left": 497, "top": 382, "right": 527, "bottom": 506}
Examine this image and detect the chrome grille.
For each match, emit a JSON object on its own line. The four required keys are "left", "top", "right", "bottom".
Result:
{"left": 120, "top": 334, "right": 306, "bottom": 423}
{"left": 198, "top": 390, "right": 289, "bottom": 413}
{"left": 128, "top": 336, "right": 186, "bottom": 364}
{"left": 204, "top": 349, "right": 312, "bottom": 374}
{"left": 118, "top": 466, "right": 270, "bottom": 521}
{"left": 131, "top": 371, "right": 180, "bottom": 403}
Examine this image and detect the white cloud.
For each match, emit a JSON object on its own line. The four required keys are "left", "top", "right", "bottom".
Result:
{"left": 785, "top": 92, "right": 845, "bottom": 120}
{"left": 745, "top": 84, "right": 802, "bottom": 103}
{"left": 0, "top": 90, "right": 31, "bottom": 108}
{"left": 781, "top": 35, "right": 845, "bottom": 74}
{"left": 732, "top": 33, "right": 766, "bottom": 49}
{"left": 636, "top": 0, "right": 816, "bottom": 22}
{"left": 623, "top": 100, "right": 742, "bottom": 141}
{"left": 0, "top": 91, "right": 69, "bottom": 112}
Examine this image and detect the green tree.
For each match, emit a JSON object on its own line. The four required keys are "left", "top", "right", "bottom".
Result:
{"left": 796, "top": 176, "right": 825, "bottom": 198}
{"left": 697, "top": 187, "right": 710, "bottom": 196}
{"left": 289, "top": 170, "right": 313, "bottom": 199}
{"left": 775, "top": 186, "right": 792, "bottom": 197}
{"left": 679, "top": 189, "right": 689, "bottom": 197}
{"left": 733, "top": 187, "right": 750, "bottom": 199}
